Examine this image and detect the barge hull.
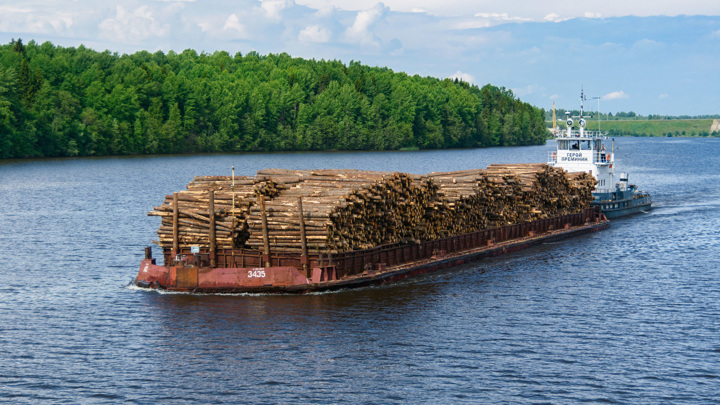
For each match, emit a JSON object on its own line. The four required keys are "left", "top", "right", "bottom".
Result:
{"left": 135, "top": 209, "right": 608, "bottom": 294}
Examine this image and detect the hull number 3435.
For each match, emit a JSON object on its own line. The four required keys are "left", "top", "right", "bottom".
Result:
{"left": 248, "top": 269, "right": 266, "bottom": 278}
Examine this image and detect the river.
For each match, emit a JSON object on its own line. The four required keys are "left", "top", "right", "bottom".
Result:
{"left": 1, "top": 137, "right": 719, "bottom": 404}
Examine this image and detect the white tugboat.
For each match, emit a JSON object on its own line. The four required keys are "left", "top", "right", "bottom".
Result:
{"left": 548, "top": 90, "right": 652, "bottom": 218}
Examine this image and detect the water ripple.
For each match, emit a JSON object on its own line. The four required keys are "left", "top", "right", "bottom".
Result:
{"left": 2, "top": 139, "right": 720, "bottom": 403}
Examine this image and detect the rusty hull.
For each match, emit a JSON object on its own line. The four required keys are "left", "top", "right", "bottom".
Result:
{"left": 135, "top": 209, "right": 609, "bottom": 294}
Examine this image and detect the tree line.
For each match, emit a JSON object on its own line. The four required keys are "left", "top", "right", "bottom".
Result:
{"left": 546, "top": 109, "right": 720, "bottom": 122}
{"left": 1, "top": 39, "right": 548, "bottom": 159}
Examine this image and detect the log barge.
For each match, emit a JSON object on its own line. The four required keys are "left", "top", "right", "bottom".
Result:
{"left": 134, "top": 165, "right": 609, "bottom": 294}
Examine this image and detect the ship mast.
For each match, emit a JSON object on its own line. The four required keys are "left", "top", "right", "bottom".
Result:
{"left": 578, "top": 87, "right": 587, "bottom": 137}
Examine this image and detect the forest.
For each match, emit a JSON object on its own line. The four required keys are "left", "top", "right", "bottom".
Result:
{"left": 0, "top": 39, "right": 548, "bottom": 159}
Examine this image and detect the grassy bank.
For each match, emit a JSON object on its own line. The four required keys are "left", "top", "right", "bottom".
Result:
{"left": 562, "top": 119, "right": 719, "bottom": 137}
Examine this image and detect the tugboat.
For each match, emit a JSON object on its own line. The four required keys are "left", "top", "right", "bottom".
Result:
{"left": 548, "top": 90, "right": 652, "bottom": 218}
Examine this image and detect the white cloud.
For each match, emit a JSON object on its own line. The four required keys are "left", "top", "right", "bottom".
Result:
{"left": 344, "top": 3, "right": 388, "bottom": 45}
{"left": 454, "top": 12, "right": 531, "bottom": 29}
{"left": 260, "top": 0, "right": 295, "bottom": 20}
{"left": 99, "top": 6, "right": 169, "bottom": 43}
{"left": 30, "top": 13, "right": 74, "bottom": 33}
{"left": 296, "top": 0, "right": 720, "bottom": 20}
{"left": 544, "top": 13, "right": 562, "bottom": 22}
{"left": 453, "top": 19, "right": 492, "bottom": 30}
{"left": 0, "top": 5, "right": 32, "bottom": 13}
{"left": 543, "top": 10, "right": 600, "bottom": 22}
{"left": 299, "top": 24, "right": 331, "bottom": 43}
{"left": 632, "top": 38, "right": 663, "bottom": 51}
{"left": 603, "top": 91, "right": 629, "bottom": 100}
{"left": 659, "top": 93, "right": 669, "bottom": 99}
{"left": 476, "top": 12, "right": 505, "bottom": 19}
{"left": 0, "top": 5, "right": 74, "bottom": 34}
{"left": 449, "top": 71, "right": 474, "bottom": 83}
{"left": 223, "top": 14, "right": 247, "bottom": 37}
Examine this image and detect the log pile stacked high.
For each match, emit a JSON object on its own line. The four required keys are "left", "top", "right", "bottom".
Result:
{"left": 147, "top": 175, "right": 285, "bottom": 249}
{"left": 148, "top": 164, "right": 596, "bottom": 254}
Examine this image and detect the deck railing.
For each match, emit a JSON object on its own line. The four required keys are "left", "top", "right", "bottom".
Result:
{"left": 164, "top": 208, "right": 602, "bottom": 278}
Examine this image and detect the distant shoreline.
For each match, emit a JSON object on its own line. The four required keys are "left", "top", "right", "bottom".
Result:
{"left": 548, "top": 118, "right": 720, "bottom": 138}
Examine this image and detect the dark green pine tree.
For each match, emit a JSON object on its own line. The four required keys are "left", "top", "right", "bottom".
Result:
{"left": 18, "top": 58, "right": 32, "bottom": 106}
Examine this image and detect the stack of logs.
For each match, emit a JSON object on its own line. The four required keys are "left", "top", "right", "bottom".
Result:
{"left": 148, "top": 164, "right": 596, "bottom": 254}
{"left": 148, "top": 175, "right": 284, "bottom": 250}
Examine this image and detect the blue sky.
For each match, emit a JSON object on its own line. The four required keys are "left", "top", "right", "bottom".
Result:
{"left": 1, "top": 0, "right": 719, "bottom": 115}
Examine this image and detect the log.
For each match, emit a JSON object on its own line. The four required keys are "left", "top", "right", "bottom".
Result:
{"left": 149, "top": 165, "right": 595, "bottom": 253}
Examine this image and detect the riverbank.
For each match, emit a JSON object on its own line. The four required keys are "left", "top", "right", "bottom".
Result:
{"left": 582, "top": 118, "right": 717, "bottom": 137}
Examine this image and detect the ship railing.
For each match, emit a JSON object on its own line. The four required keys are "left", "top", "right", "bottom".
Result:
{"left": 593, "top": 151, "right": 610, "bottom": 164}
{"left": 164, "top": 208, "right": 603, "bottom": 278}
{"left": 557, "top": 130, "right": 605, "bottom": 139}
{"left": 330, "top": 208, "right": 601, "bottom": 279}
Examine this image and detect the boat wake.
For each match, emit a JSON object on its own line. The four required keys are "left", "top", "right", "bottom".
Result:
{"left": 650, "top": 201, "right": 719, "bottom": 218}
{"left": 124, "top": 278, "right": 353, "bottom": 296}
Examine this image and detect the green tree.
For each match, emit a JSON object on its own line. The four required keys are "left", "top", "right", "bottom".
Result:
{"left": 1, "top": 40, "right": 548, "bottom": 158}
{"left": 0, "top": 66, "right": 19, "bottom": 157}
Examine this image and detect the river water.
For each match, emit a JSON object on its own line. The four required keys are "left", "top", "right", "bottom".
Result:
{"left": 1, "top": 138, "right": 719, "bottom": 404}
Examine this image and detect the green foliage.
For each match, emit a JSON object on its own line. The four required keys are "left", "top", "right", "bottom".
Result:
{"left": 0, "top": 40, "right": 548, "bottom": 158}
{"left": 546, "top": 108, "right": 720, "bottom": 122}
{"left": 582, "top": 119, "right": 716, "bottom": 138}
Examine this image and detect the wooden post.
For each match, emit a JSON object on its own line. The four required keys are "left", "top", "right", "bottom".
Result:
{"left": 172, "top": 192, "right": 179, "bottom": 257}
{"left": 231, "top": 166, "right": 235, "bottom": 261}
{"left": 297, "top": 197, "right": 309, "bottom": 277}
{"left": 260, "top": 195, "right": 271, "bottom": 267}
{"left": 209, "top": 189, "right": 216, "bottom": 267}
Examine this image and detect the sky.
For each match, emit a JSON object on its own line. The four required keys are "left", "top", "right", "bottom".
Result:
{"left": 1, "top": 0, "right": 719, "bottom": 115}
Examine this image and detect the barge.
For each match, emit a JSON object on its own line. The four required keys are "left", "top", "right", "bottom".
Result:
{"left": 136, "top": 208, "right": 608, "bottom": 294}
{"left": 135, "top": 165, "right": 607, "bottom": 294}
